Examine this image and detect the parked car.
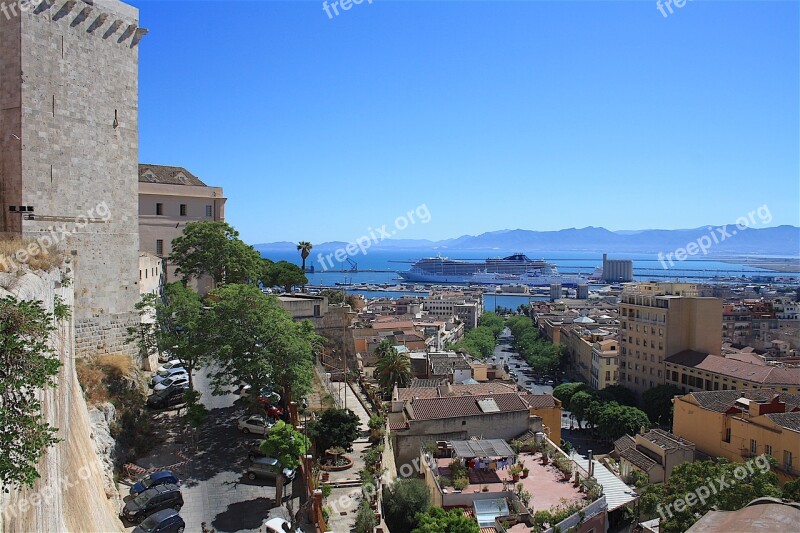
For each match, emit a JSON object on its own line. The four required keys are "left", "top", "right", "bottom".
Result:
{"left": 246, "top": 456, "right": 295, "bottom": 482}
{"left": 147, "top": 387, "right": 189, "bottom": 409}
{"left": 156, "top": 360, "right": 183, "bottom": 374}
{"left": 264, "top": 517, "right": 302, "bottom": 533}
{"left": 153, "top": 375, "right": 190, "bottom": 392}
{"left": 130, "top": 471, "right": 180, "bottom": 496}
{"left": 237, "top": 414, "right": 274, "bottom": 435}
{"left": 248, "top": 439, "right": 267, "bottom": 461}
{"left": 132, "top": 508, "right": 185, "bottom": 533}
{"left": 121, "top": 484, "right": 183, "bottom": 523}
{"left": 150, "top": 367, "right": 187, "bottom": 388}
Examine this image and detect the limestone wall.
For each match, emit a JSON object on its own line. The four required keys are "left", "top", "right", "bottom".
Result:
{"left": 0, "top": 267, "right": 123, "bottom": 533}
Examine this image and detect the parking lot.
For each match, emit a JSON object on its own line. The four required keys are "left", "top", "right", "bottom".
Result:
{"left": 120, "top": 367, "right": 305, "bottom": 532}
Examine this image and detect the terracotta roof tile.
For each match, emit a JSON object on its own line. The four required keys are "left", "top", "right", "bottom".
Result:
{"left": 409, "top": 393, "right": 529, "bottom": 421}
{"left": 766, "top": 412, "right": 800, "bottom": 432}
{"left": 139, "top": 164, "right": 208, "bottom": 186}
{"left": 689, "top": 390, "right": 800, "bottom": 413}
{"left": 665, "top": 350, "right": 800, "bottom": 386}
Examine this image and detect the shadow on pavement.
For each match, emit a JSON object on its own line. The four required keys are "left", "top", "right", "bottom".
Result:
{"left": 211, "top": 497, "right": 274, "bottom": 532}
{"left": 179, "top": 405, "right": 249, "bottom": 487}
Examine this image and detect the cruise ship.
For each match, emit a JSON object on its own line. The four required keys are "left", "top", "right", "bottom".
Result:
{"left": 398, "top": 254, "right": 588, "bottom": 286}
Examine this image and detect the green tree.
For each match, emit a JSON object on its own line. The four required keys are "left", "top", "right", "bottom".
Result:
{"left": 0, "top": 296, "right": 62, "bottom": 487}
{"left": 307, "top": 408, "right": 361, "bottom": 453}
{"left": 596, "top": 402, "right": 651, "bottom": 441}
{"left": 202, "top": 284, "right": 319, "bottom": 403}
{"left": 552, "top": 382, "right": 588, "bottom": 409}
{"left": 261, "top": 259, "right": 308, "bottom": 293}
{"left": 639, "top": 457, "right": 782, "bottom": 533}
{"left": 259, "top": 420, "right": 308, "bottom": 511}
{"left": 128, "top": 282, "right": 204, "bottom": 387}
{"left": 478, "top": 312, "right": 505, "bottom": 339}
{"left": 320, "top": 288, "right": 359, "bottom": 309}
{"left": 454, "top": 326, "right": 496, "bottom": 358}
{"left": 597, "top": 385, "right": 637, "bottom": 407}
{"left": 169, "top": 221, "right": 262, "bottom": 286}
{"left": 382, "top": 478, "right": 432, "bottom": 533}
{"left": 412, "top": 507, "right": 480, "bottom": 533}
{"left": 783, "top": 477, "right": 800, "bottom": 502}
{"left": 569, "top": 391, "right": 596, "bottom": 429}
{"left": 641, "top": 384, "right": 683, "bottom": 426}
{"left": 354, "top": 497, "right": 377, "bottom": 533}
{"left": 374, "top": 340, "right": 412, "bottom": 391}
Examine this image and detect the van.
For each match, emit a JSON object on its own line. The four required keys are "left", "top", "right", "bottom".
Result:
{"left": 246, "top": 456, "right": 296, "bottom": 482}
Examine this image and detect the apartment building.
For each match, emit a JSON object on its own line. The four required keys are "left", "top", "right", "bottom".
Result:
{"left": 673, "top": 390, "right": 800, "bottom": 482}
{"left": 664, "top": 350, "right": 800, "bottom": 394}
{"left": 138, "top": 164, "right": 226, "bottom": 294}
{"left": 422, "top": 292, "right": 483, "bottom": 329}
{"left": 614, "top": 429, "right": 695, "bottom": 484}
{"left": 618, "top": 282, "right": 722, "bottom": 396}
{"left": 591, "top": 339, "right": 620, "bottom": 389}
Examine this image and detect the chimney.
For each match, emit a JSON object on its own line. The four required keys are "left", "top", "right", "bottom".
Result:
{"left": 588, "top": 449, "right": 594, "bottom": 478}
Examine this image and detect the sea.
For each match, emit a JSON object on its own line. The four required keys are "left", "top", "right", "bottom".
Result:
{"left": 259, "top": 249, "right": 799, "bottom": 313}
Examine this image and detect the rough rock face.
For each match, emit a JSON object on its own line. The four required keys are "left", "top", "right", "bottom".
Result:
{"left": 0, "top": 267, "right": 124, "bottom": 532}
{"left": 88, "top": 402, "right": 122, "bottom": 508}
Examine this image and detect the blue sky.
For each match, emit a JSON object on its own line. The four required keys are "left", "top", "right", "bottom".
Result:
{"left": 130, "top": 0, "right": 799, "bottom": 245}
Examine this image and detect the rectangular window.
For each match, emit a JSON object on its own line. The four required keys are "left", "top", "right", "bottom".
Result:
{"left": 750, "top": 439, "right": 757, "bottom": 454}
{"left": 180, "top": 204, "right": 187, "bottom": 216}
{"left": 156, "top": 239, "right": 164, "bottom": 256}
{"left": 724, "top": 428, "right": 731, "bottom": 442}
{"left": 156, "top": 203, "right": 163, "bottom": 215}
{"left": 206, "top": 205, "right": 213, "bottom": 217}
{"left": 785, "top": 450, "right": 793, "bottom": 469}
{"left": 765, "top": 444, "right": 772, "bottom": 456}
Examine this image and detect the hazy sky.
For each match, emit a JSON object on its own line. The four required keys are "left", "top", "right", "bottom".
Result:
{"left": 131, "top": 0, "right": 799, "bottom": 245}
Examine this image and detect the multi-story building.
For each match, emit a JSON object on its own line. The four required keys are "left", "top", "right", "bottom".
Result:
{"left": 673, "top": 390, "right": 800, "bottom": 482}
{"left": 614, "top": 429, "right": 695, "bottom": 484}
{"left": 1, "top": 0, "right": 145, "bottom": 357}
{"left": 773, "top": 297, "right": 800, "bottom": 320}
{"left": 138, "top": 164, "right": 226, "bottom": 294}
{"left": 591, "top": 339, "right": 619, "bottom": 389}
{"left": 663, "top": 350, "right": 800, "bottom": 394}
{"left": 422, "top": 292, "right": 482, "bottom": 329}
{"left": 619, "top": 282, "right": 722, "bottom": 396}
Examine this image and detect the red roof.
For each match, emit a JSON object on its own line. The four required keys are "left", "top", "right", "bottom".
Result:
{"left": 408, "top": 393, "right": 529, "bottom": 421}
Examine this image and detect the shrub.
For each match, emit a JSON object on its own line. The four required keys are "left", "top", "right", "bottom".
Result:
{"left": 382, "top": 478, "right": 431, "bottom": 533}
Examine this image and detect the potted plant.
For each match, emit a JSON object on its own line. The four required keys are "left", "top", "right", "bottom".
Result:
{"left": 368, "top": 414, "right": 385, "bottom": 440}
{"left": 522, "top": 466, "right": 530, "bottom": 478}
{"left": 541, "top": 453, "right": 549, "bottom": 465}
{"left": 510, "top": 464, "right": 523, "bottom": 481}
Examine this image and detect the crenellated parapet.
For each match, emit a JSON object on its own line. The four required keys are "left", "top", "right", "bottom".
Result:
{"left": 23, "top": 0, "right": 147, "bottom": 47}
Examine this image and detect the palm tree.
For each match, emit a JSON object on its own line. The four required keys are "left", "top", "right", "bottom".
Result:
{"left": 297, "top": 241, "right": 312, "bottom": 292}
{"left": 374, "top": 340, "right": 412, "bottom": 392}
{"left": 297, "top": 241, "right": 313, "bottom": 272}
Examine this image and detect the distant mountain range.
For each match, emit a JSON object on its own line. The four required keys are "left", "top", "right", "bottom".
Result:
{"left": 254, "top": 225, "right": 800, "bottom": 256}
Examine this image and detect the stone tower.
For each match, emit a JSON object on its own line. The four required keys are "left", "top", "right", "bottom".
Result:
{"left": 0, "top": 0, "right": 145, "bottom": 357}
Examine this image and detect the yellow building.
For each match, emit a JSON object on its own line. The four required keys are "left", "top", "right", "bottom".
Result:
{"left": 591, "top": 339, "right": 619, "bottom": 389}
{"left": 521, "top": 393, "right": 563, "bottom": 445}
{"left": 619, "top": 282, "right": 722, "bottom": 396}
{"left": 673, "top": 390, "right": 800, "bottom": 482}
{"left": 664, "top": 350, "right": 800, "bottom": 395}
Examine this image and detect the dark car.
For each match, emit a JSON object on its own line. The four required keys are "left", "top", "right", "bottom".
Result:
{"left": 121, "top": 484, "right": 183, "bottom": 523}
{"left": 147, "top": 386, "right": 189, "bottom": 409}
{"left": 132, "top": 508, "right": 185, "bottom": 533}
{"left": 130, "top": 470, "right": 180, "bottom": 497}
{"left": 248, "top": 439, "right": 267, "bottom": 461}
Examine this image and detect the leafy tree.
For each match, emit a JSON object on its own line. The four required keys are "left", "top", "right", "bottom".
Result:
{"left": 382, "top": 478, "right": 431, "bottom": 533}
{"left": 374, "top": 340, "right": 412, "bottom": 391}
{"left": 412, "top": 507, "right": 480, "bottom": 533}
{"left": 261, "top": 259, "right": 308, "bottom": 293}
{"left": 639, "top": 457, "right": 781, "bottom": 533}
{"left": 597, "top": 384, "right": 637, "bottom": 407}
{"left": 0, "top": 296, "right": 61, "bottom": 487}
{"left": 569, "top": 391, "right": 596, "bottom": 429}
{"left": 642, "top": 384, "right": 683, "bottom": 425}
{"left": 454, "top": 326, "right": 496, "bottom": 358}
{"left": 783, "top": 477, "right": 800, "bottom": 502}
{"left": 596, "top": 402, "right": 651, "bottom": 441}
{"left": 307, "top": 408, "right": 361, "bottom": 452}
{"left": 478, "top": 312, "right": 505, "bottom": 338}
{"left": 320, "top": 288, "right": 359, "bottom": 309}
{"left": 128, "top": 282, "right": 204, "bottom": 387}
{"left": 553, "top": 382, "right": 588, "bottom": 410}
{"left": 201, "top": 284, "right": 320, "bottom": 403}
{"left": 169, "top": 221, "right": 262, "bottom": 286}
{"left": 260, "top": 420, "right": 308, "bottom": 510}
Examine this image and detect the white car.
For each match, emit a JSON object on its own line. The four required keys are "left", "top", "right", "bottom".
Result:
{"left": 157, "top": 359, "right": 183, "bottom": 373}
{"left": 154, "top": 374, "right": 190, "bottom": 392}
{"left": 264, "top": 518, "right": 301, "bottom": 533}
{"left": 151, "top": 367, "right": 187, "bottom": 387}
{"left": 237, "top": 414, "right": 274, "bottom": 435}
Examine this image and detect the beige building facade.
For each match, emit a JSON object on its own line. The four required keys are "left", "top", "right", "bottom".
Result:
{"left": 619, "top": 282, "right": 722, "bottom": 395}
{"left": 138, "top": 164, "right": 226, "bottom": 294}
